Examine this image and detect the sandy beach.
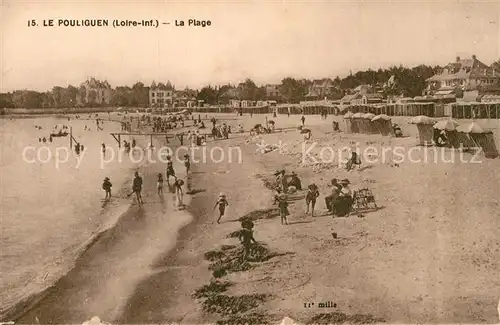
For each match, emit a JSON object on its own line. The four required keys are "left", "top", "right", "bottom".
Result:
{"left": 12, "top": 112, "right": 499, "bottom": 324}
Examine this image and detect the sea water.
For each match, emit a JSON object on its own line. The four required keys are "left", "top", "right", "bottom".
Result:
{"left": 0, "top": 115, "right": 144, "bottom": 319}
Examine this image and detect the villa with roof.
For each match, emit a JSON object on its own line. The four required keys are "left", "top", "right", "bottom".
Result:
{"left": 425, "top": 55, "right": 500, "bottom": 98}
{"left": 76, "top": 77, "right": 112, "bottom": 106}
{"left": 149, "top": 81, "right": 175, "bottom": 107}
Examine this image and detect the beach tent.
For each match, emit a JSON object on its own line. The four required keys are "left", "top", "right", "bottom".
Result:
{"left": 371, "top": 114, "right": 392, "bottom": 136}
{"left": 411, "top": 115, "right": 435, "bottom": 146}
{"left": 411, "top": 115, "right": 435, "bottom": 125}
{"left": 433, "top": 119, "right": 459, "bottom": 147}
{"left": 351, "top": 112, "right": 364, "bottom": 133}
{"left": 433, "top": 119, "right": 459, "bottom": 131}
{"left": 363, "top": 113, "right": 377, "bottom": 134}
{"left": 455, "top": 122, "right": 482, "bottom": 151}
{"left": 460, "top": 122, "right": 499, "bottom": 158}
{"left": 343, "top": 111, "right": 354, "bottom": 133}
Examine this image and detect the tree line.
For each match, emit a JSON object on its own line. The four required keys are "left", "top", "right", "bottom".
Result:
{"left": 1, "top": 64, "right": 443, "bottom": 109}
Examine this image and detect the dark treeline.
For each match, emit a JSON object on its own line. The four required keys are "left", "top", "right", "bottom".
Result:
{"left": 196, "top": 65, "right": 442, "bottom": 104}
{"left": 1, "top": 64, "right": 442, "bottom": 109}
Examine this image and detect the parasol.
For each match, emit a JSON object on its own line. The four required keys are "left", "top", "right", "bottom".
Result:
{"left": 433, "top": 119, "right": 459, "bottom": 131}
{"left": 371, "top": 114, "right": 391, "bottom": 122}
{"left": 411, "top": 115, "right": 435, "bottom": 125}
{"left": 456, "top": 122, "right": 485, "bottom": 134}
{"left": 363, "top": 113, "right": 376, "bottom": 120}
{"left": 343, "top": 111, "right": 354, "bottom": 119}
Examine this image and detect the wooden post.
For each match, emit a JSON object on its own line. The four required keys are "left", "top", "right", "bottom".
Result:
{"left": 118, "top": 134, "right": 121, "bottom": 148}
{"left": 70, "top": 127, "right": 73, "bottom": 149}
{"left": 150, "top": 134, "right": 153, "bottom": 146}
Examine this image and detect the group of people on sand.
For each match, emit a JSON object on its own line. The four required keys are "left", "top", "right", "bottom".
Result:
{"left": 272, "top": 169, "right": 354, "bottom": 224}
{"left": 102, "top": 153, "right": 192, "bottom": 207}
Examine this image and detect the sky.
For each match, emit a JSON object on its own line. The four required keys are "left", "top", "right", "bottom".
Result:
{"left": 1, "top": 0, "right": 499, "bottom": 92}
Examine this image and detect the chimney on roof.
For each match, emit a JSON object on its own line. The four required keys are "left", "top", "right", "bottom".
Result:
{"left": 472, "top": 54, "right": 476, "bottom": 60}
{"left": 456, "top": 56, "right": 460, "bottom": 62}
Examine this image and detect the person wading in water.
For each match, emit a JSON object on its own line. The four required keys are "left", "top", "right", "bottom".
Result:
{"left": 130, "top": 171, "right": 144, "bottom": 204}
{"left": 102, "top": 177, "right": 112, "bottom": 199}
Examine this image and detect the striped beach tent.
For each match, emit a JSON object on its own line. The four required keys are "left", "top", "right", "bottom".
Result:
{"left": 371, "top": 114, "right": 392, "bottom": 136}
{"left": 411, "top": 115, "right": 435, "bottom": 146}
{"left": 363, "top": 113, "right": 377, "bottom": 134}
{"left": 343, "top": 111, "right": 354, "bottom": 133}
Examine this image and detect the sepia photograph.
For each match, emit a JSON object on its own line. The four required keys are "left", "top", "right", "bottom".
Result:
{"left": 1, "top": 1, "right": 500, "bottom": 324}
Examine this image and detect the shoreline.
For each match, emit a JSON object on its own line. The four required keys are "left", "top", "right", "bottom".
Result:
{"left": 9, "top": 121, "right": 193, "bottom": 323}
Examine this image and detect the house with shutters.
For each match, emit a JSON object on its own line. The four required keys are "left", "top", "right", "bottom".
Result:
{"left": 425, "top": 55, "right": 500, "bottom": 99}
{"left": 149, "top": 81, "right": 175, "bottom": 107}
{"left": 76, "top": 77, "right": 112, "bottom": 106}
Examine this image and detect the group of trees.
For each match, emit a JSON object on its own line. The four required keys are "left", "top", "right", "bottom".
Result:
{"left": 110, "top": 82, "right": 149, "bottom": 107}
{"left": 195, "top": 64, "right": 443, "bottom": 105}
{"left": 0, "top": 82, "right": 151, "bottom": 109}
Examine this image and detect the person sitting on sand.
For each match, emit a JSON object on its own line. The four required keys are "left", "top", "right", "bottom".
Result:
{"left": 325, "top": 178, "right": 342, "bottom": 213}
{"left": 157, "top": 173, "right": 164, "bottom": 195}
{"left": 132, "top": 171, "right": 144, "bottom": 204}
{"left": 102, "top": 177, "right": 112, "bottom": 199}
{"left": 214, "top": 193, "right": 229, "bottom": 224}
{"left": 334, "top": 179, "right": 353, "bottom": 217}
{"left": 239, "top": 220, "right": 257, "bottom": 260}
{"left": 276, "top": 193, "right": 290, "bottom": 225}
{"left": 305, "top": 183, "right": 320, "bottom": 217}
{"left": 165, "top": 156, "right": 176, "bottom": 183}
{"left": 393, "top": 124, "right": 403, "bottom": 138}
{"left": 238, "top": 124, "right": 244, "bottom": 133}
{"left": 173, "top": 177, "right": 184, "bottom": 207}
{"left": 346, "top": 149, "right": 361, "bottom": 171}
{"left": 288, "top": 172, "right": 302, "bottom": 191}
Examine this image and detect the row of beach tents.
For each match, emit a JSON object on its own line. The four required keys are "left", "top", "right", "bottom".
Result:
{"left": 343, "top": 112, "right": 394, "bottom": 136}
{"left": 410, "top": 115, "right": 498, "bottom": 158}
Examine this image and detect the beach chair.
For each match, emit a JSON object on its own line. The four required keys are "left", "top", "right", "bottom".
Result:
{"left": 351, "top": 188, "right": 378, "bottom": 212}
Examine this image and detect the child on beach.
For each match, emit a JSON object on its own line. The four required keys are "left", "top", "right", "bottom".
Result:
{"left": 131, "top": 171, "right": 144, "bottom": 204}
{"left": 305, "top": 183, "right": 320, "bottom": 217}
{"left": 102, "top": 177, "right": 112, "bottom": 199}
{"left": 214, "top": 193, "right": 229, "bottom": 224}
{"left": 184, "top": 154, "right": 191, "bottom": 174}
{"left": 239, "top": 220, "right": 257, "bottom": 260}
{"left": 166, "top": 156, "right": 176, "bottom": 183}
{"left": 276, "top": 193, "right": 289, "bottom": 225}
{"left": 173, "top": 177, "right": 184, "bottom": 207}
{"left": 157, "top": 173, "right": 164, "bottom": 195}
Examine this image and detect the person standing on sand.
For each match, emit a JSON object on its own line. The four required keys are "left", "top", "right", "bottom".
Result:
{"left": 301, "top": 115, "right": 305, "bottom": 126}
{"left": 101, "top": 143, "right": 106, "bottom": 157}
{"left": 276, "top": 193, "right": 289, "bottom": 225}
{"left": 214, "top": 193, "right": 229, "bottom": 224}
{"left": 305, "top": 183, "right": 320, "bottom": 217}
{"left": 184, "top": 154, "right": 191, "bottom": 174}
{"left": 102, "top": 177, "right": 112, "bottom": 199}
{"left": 239, "top": 220, "right": 257, "bottom": 260}
{"left": 132, "top": 171, "right": 144, "bottom": 204}
{"left": 157, "top": 173, "right": 164, "bottom": 195}
{"left": 165, "top": 156, "right": 176, "bottom": 183}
